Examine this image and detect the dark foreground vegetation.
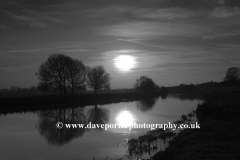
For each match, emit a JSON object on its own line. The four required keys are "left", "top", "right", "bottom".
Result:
{"left": 151, "top": 86, "right": 240, "bottom": 160}
{"left": 0, "top": 90, "right": 165, "bottom": 114}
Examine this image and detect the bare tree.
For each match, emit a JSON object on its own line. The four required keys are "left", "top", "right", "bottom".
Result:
{"left": 67, "top": 59, "right": 87, "bottom": 94}
{"left": 36, "top": 54, "right": 72, "bottom": 95}
{"left": 224, "top": 67, "right": 240, "bottom": 81}
{"left": 37, "top": 108, "right": 86, "bottom": 145}
{"left": 36, "top": 53, "right": 87, "bottom": 95}
{"left": 86, "top": 66, "right": 111, "bottom": 94}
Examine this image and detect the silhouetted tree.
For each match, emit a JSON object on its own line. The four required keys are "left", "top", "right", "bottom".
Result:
{"left": 134, "top": 76, "right": 157, "bottom": 91}
{"left": 36, "top": 54, "right": 72, "bottom": 95}
{"left": 103, "top": 83, "right": 111, "bottom": 91}
{"left": 160, "top": 86, "right": 168, "bottom": 95}
{"left": 136, "top": 97, "right": 157, "bottom": 112}
{"left": 67, "top": 59, "right": 87, "bottom": 94}
{"left": 36, "top": 53, "right": 87, "bottom": 95}
{"left": 181, "top": 115, "right": 187, "bottom": 122}
{"left": 10, "top": 86, "right": 21, "bottom": 92}
{"left": 37, "top": 108, "right": 86, "bottom": 145}
{"left": 224, "top": 67, "right": 240, "bottom": 81}
{"left": 87, "top": 105, "right": 109, "bottom": 130}
{"left": 86, "top": 66, "right": 111, "bottom": 94}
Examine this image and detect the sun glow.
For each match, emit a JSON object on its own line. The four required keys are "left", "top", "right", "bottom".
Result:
{"left": 116, "top": 110, "right": 135, "bottom": 127}
{"left": 114, "top": 55, "right": 137, "bottom": 71}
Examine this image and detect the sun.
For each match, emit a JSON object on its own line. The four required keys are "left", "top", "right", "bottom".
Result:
{"left": 116, "top": 110, "right": 135, "bottom": 128}
{"left": 114, "top": 55, "right": 137, "bottom": 71}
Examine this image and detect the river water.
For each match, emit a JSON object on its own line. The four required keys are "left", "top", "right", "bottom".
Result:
{"left": 0, "top": 94, "right": 201, "bottom": 160}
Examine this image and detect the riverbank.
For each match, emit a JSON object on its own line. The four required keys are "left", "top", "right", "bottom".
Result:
{"left": 152, "top": 87, "right": 240, "bottom": 160}
{"left": 0, "top": 91, "right": 164, "bottom": 114}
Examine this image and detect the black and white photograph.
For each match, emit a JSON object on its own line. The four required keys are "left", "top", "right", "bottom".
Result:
{"left": 0, "top": 0, "right": 240, "bottom": 160}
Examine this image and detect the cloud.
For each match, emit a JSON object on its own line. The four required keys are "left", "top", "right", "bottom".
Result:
{"left": 100, "top": 21, "right": 213, "bottom": 39}
{"left": 0, "top": 25, "right": 8, "bottom": 30}
{"left": 132, "top": 7, "right": 197, "bottom": 20}
{"left": 211, "top": 6, "right": 240, "bottom": 18}
{"left": 153, "top": 62, "right": 229, "bottom": 74}
{"left": 0, "top": 0, "right": 239, "bottom": 89}
{"left": 223, "top": 0, "right": 240, "bottom": 7}
{"left": 0, "top": 47, "right": 67, "bottom": 53}
{"left": 0, "top": 64, "right": 38, "bottom": 72}
{"left": 22, "top": 0, "right": 62, "bottom": 6}
{"left": 63, "top": 49, "right": 91, "bottom": 52}
{"left": 0, "top": 1, "right": 66, "bottom": 29}
{"left": 97, "top": 4, "right": 240, "bottom": 40}
{"left": 6, "top": 12, "right": 47, "bottom": 28}
{"left": 30, "top": 21, "right": 47, "bottom": 28}
{"left": 84, "top": 5, "right": 204, "bottom": 22}
{"left": 202, "top": 29, "right": 240, "bottom": 39}
{"left": 87, "top": 49, "right": 169, "bottom": 74}
{"left": 84, "top": 5, "right": 132, "bottom": 19}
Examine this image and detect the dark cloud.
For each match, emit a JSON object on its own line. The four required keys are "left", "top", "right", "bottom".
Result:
{"left": 22, "top": 0, "right": 63, "bottom": 5}
{"left": 0, "top": 0, "right": 239, "bottom": 88}
{"left": 224, "top": 0, "right": 240, "bottom": 7}
{"left": 151, "top": 0, "right": 219, "bottom": 8}
{"left": 145, "top": 0, "right": 239, "bottom": 9}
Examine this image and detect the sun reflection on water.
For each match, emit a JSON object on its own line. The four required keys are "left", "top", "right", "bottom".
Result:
{"left": 116, "top": 110, "right": 135, "bottom": 128}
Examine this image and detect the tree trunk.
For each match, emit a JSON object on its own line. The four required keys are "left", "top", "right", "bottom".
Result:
{"left": 63, "top": 75, "right": 66, "bottom": 95}
{"left": 59, "top": 77, "right": 62, "bottom": 95}
{"left": 94, "top": 89, "right": 97, "bottom": 94}
{"left": 71, "top": 83, "right": 74, "bottom": 95}
{"left": 63, "top": 84, "right": 66, "bottom": 95}
{"left": 72, "top": 88, "right": 74, "bottom": 95}
{"left": 63, "top": 109, "right": 66, "bottom": 123}
{"left": 59, "top": 84, "right": 62, "bottom": 95}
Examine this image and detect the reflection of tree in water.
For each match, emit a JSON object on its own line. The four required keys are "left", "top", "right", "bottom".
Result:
{"left": 136, "top": 97, "right": 157, "bottom": 112}
{"left": 37, "top": 108, "right": 86, "bottom": 146}
{"left": 179, "top": 94, "right": 196, "bottom": 101}
{"left": 87, "top": 105, "right": 109, "bottom": 130}
{"left": 173, "top": 94, "right": 198, "bottom": 101}
{"left": 160, "top": 94, "right": 168, "bottom": 100}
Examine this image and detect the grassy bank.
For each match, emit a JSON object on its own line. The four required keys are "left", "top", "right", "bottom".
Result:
{"left": 152, "top": 87, "right": 240, "bottom": 160}
{"left": 0, "top": 91, "right": 164, "bottom": 114}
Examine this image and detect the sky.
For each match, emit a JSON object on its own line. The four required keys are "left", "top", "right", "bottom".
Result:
{"left": 0, "top": 0, "right": 240, "bottom": 89}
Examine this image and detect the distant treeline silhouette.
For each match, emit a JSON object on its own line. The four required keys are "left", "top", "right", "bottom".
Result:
{"left": 0, "top": 91, "right": 162, "bottom": 114}
{"left": 2, "top": 63, "right": 239, "bottom": 96}
{"left": 167, "top": 67, "right": 240, "bottom": 94}
{"left": 0, "top": 86, "right": 41, "bottom": 94}
{"left": 167, "top": 80, "right": 240, "bottom": 94}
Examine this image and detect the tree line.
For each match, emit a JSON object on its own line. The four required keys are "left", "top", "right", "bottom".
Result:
{"left": 36, "top": 53, "right": 111, "bottom": 95}
{"left": 36, "top": 53, "right": 161, "bottom": 95}
{"left": 10, "top": 53, "right": 239, "bottom": 96}
{"left": 0, "top": 86, "right": 41, "bottom": 94}
{"left": 167, "top": 67, "right": 240, "bottom": 94}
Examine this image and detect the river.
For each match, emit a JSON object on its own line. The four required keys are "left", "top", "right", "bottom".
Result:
{"left": 0, "top": 94, "right": 201, "bottom": 160}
